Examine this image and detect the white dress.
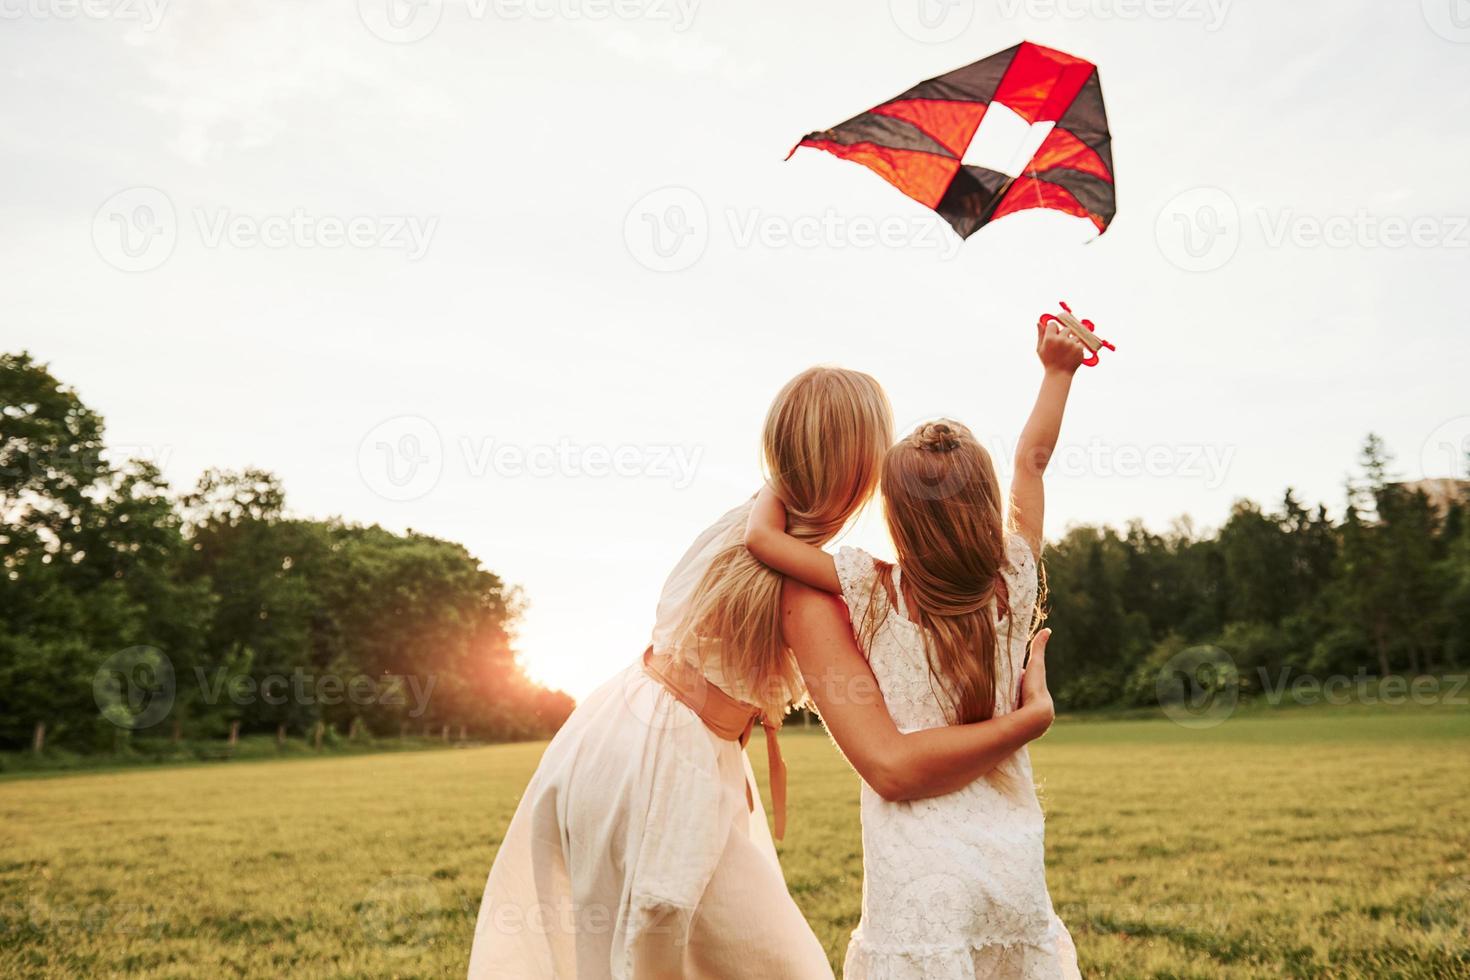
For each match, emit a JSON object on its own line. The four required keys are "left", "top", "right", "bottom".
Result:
{"left": 466, "top": 504, "right": 832, "bottom": 980}
{"left": 835, "top": 537, "right": 1082, "bottom": 980}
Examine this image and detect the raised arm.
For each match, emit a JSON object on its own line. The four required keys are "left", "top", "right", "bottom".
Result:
{"left": 744, "top": 485, "right": 842, "bottom": 594}
{"left": 782, "top": 580, "right": 1054, "bottom": 801}
{"left": 1010, "top": 319, "right": 1087, "bottom": 555}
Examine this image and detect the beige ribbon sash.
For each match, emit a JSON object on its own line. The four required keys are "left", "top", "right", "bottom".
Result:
{"left": 641, "top": 647, "right": 788, "bottom": 841}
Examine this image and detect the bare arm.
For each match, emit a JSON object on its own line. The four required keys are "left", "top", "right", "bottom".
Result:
{"left": 1010, "top": 319, "right": 1086, "bottom": 555}
{"left": 745, "top": 485, "right": 842, "bottom": 594}
{"left": 782, "top": 580, "right": 1054, "bottom": 802}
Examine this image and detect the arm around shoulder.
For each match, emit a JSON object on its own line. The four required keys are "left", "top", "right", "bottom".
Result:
{"left": 782, "top": 580, "right": 1056, "bottom": 801}
{"left": 744, "top": 486, "right": 842, "bottom": 594}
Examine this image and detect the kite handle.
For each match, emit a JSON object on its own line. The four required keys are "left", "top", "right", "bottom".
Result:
{"left": 1040, "top": 301, "right": 1115, "bottom": 367}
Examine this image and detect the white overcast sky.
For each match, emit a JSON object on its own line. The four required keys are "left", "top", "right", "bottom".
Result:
{"left": 4, "top": 0, "right": 1467, "bottom": 698}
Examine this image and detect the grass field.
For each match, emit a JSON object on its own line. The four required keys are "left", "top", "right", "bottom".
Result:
{"left": 3, "top": 704, "right": 1468, "bottom": 978}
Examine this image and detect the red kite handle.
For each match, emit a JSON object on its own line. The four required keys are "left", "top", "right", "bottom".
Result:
{"left": 1040, "top": 301, "right": 1114, "bottom": 367}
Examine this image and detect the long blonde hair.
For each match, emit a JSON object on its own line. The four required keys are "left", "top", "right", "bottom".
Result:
{"left": 863, "top": 419, "right": 1015, "bottom": 725}
{"left": 670, "top": 367, "right": 893, "bottom": 714}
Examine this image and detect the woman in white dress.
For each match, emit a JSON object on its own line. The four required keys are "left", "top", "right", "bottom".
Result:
{"left": 742, "top": 325, "right": 1088, "bottom": 978}
{"left": 467, "top": 366, "right": 1059, "bottom": 980}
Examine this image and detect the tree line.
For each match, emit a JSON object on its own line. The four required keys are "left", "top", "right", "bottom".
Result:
{"left": 0, "top": 352, "right": 574, "bottom": 754}
{"left": 3, "top": 350, "right": 1466, "bottom": 754}
{"left": 1040, "top": 435, "right": 1470, "bottom": 710}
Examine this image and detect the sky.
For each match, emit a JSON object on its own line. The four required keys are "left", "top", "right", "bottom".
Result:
{"left": 4, "top": 0, "right": 1467, "bottom": 699}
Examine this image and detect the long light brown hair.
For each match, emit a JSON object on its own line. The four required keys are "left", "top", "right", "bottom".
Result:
{"left": 669, "top": 367, "right": 893, "bottom": 714}
{"left": 863, "top": 419, "right": 1015, "bottom": 725}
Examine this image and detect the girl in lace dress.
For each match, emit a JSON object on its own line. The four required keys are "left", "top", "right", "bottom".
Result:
{"left": 744, "top": 324, "right": 1089, "bottom": 979}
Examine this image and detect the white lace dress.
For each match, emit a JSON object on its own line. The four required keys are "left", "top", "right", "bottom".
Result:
{"left": 835, "top": 537, "right": 1082, "bottom": 980}
{"left": 467, "top": 504, "right": 832, "bottom": 980}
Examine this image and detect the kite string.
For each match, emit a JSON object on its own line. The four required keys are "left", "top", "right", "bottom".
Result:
{"left": 1028, "top": 162, "right": 1062, "bottom": 311}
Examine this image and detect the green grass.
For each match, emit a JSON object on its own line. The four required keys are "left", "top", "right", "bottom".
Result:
{"left": 0, "top": 734, "right": 469, "bottom": 780}
{"left": 2, "top": 705, "right": 1468, "bottom": 978}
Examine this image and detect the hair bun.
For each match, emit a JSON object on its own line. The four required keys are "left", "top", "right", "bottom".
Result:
{"left": 916, "top": 421, "right": 961, "bottom": 453}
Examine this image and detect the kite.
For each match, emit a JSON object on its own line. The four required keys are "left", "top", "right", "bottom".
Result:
{"left": 789, "top": 41, "right": 1115, "bottom": 240}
